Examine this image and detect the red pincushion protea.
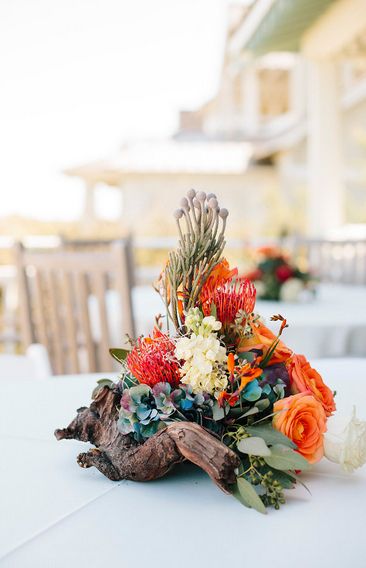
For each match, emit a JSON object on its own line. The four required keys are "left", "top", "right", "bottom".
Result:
{"left": 202, "top": 277, "right": 256, "bottom": 326}
{"left": 127, "top": 330, "right": 181, "bottom": 388}
{"left": 200, "top": 259, "right": 238, "bottom": 307}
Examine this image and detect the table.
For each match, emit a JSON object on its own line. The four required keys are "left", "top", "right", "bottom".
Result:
{"left": 1, "top": 359, "right": 366, "bottom": 568}
{"left": 132, "top": 283, "right": 366, "bottom": 358}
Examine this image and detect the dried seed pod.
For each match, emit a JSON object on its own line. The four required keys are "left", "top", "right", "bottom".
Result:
{"left": 187, "top": 189, "right": 196, "bottom": 199}
{"left": 180, "top": 197, "right": 190, "bottom": 210}
{"left": 174, "top": 209, "right": 184, "bottom": 219}
{"left": 219, "top": 208, "right": 229, "bottom": 219}
{"left": 197, "top": 191, "right": 207, "bottom": 202}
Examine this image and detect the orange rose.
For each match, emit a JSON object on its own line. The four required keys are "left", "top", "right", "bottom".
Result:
{"left": 273, "top": 393, "right": 327, "bottom": 464}
{"left": 238, "top": 320, "right": 292, "bottom": 365}
{"left": 287, "top": 355, "right": 335, "bottom": 417}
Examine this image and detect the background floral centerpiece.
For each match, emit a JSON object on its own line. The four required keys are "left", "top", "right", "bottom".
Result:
{"left": 245, "top": 246, "right": 315, "bottom": 302}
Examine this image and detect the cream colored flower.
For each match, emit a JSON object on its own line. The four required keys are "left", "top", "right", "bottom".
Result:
{"left": 175, "top": 308, "right": 227, "bottom": 395}
{"left": 324, "top": 407, "right": 366, "bottom": 473}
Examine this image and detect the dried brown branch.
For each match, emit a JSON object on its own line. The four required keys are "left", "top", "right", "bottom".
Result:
{"left": 55, "top": 386, "right": 239, "bottom": 492}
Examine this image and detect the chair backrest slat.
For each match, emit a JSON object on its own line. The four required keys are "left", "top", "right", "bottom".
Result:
{"left": 46, "top": 269, "right": 65, "bottom": 375}
{"left": 15, "top": 240, "right": 135, "bottom": 374}
{"left": 92, "top": 271, "right": 111, "bottom": 372}
{"left": 60, "top": 271, "right": 80, "bottom": 374}
{"left": 76, "top": 271, "right": 97, "bottom": 373}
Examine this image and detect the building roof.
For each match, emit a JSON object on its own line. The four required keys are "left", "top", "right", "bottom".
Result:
{"left": 230, "top": 0, "right": 336, "bottom": 55}
{"left": 64, "top": 140, "right": 252, "bottom": 183}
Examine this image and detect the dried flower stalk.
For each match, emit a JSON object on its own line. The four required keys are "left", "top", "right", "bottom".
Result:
{"left": 158, "top": 189, "right": 229, "bottom": 331}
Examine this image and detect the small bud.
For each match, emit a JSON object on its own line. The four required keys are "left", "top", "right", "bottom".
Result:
{"left": 219, "top": 208, "right": 228, "bottom": 219}
{"left": 197, "top": 191, "right": 206, "bottom": 202}
{"left": 207, "top": 192, "right": 216, "bottom": 200}
{"left": 193, "top": 198, "right": 201, "bottom": 209}
{"left": 208, "top": 198, "right": 218, "bottom": 209}
{"left": 187, "top": 189, "right": 196, "bottom": 199}
{"left": 174, "top": 209, "right": 184, "bottom": 219}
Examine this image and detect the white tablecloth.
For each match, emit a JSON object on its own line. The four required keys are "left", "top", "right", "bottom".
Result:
{"left": 0, "top": 359, "right": 366, "bottom": 567}
{"left": 131, "top": 283, "right": 366, "bottom": 358}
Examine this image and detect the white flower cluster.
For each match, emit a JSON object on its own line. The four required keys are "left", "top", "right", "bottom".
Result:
{"left": 175, "top": 308, "right": 227, "bottom": 395}
{"left": 324, "top": 407, "right": 366, "bottom": 473}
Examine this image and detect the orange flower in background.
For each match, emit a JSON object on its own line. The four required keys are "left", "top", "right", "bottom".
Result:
{"left": 238, "top": 320, "right": 292, "bottom": 365}
{"left": 199, "top": 259, "right": 238, "bottom": 308}
{"left": 273, "top": 392, "right": 327, "bottom": 464}
{"left": 288, "top": 354, "right": 336, "bottom": 417}
{"left": 257, "top": 245, "right": 283, "bottom": 259}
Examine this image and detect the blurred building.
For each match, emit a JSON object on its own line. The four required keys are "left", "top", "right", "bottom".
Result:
{"left": 66, "top": 0, "right": 366, "bottom": 238}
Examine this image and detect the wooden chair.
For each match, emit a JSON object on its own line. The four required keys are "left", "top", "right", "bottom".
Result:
{"left": 15, "top": 240, "right": 135, "bottom": 374}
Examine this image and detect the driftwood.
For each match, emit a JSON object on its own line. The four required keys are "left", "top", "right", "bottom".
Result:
{"left": 55, "top": 386, "right": 240, "bottom": 493}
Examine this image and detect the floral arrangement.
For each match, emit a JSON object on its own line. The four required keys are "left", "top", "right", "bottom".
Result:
{"left": 57, "top": 190, "right": 366, "bottom": 514}
{"left": 245, "top": 245, "right": 314, "bottom": 302}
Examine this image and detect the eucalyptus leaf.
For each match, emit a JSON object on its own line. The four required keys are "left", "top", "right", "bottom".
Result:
{"left": 239, "top": 407, "right": 259, "bottom": 419}
{"left": 92, "top": 378, "right": 114, "bottom": 399}
{"left": 237, "top": 437, "right": 271, "bottom": 457}
{"left": 237, "top": 351, "right": 255, "bottom": 362}
{"left": 270, "top": 470, "right": 296, "bottom": 489}
{"left": 109, "top": 348, "right": 130, "bottom": 364}
{"left": 254, "top": 399, "right": 270, "bottom": 412}
{"left": 212, "top": 402, "right": 225, "bottom": 421}
{"left": 264, "top": 444, "right": 311, "bottom": 472}
{"left": 246, "top": 424, "right": 297, "bottom": 449}
{"left": 234, "top": 478, "right": 267, "bottom": 514}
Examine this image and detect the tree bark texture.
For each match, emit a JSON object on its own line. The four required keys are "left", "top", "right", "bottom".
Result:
{"left": 55, "top": 386, "right": 240, "bottom": 493}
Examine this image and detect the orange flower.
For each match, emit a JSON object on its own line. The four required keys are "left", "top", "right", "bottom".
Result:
{"left": 199, "top": 259, "right": 238, "bottom": 308}
{"left": 287, "top": 354, "right": 336, "bottom": 417}
{"left": 257, "top": 245, "right": 282, "bottom": 259}
{"left": 237, "top": 363, "right": 263, "bottom": 392}
{"left": 227, "top": 353, "right": 235, "bottom": 374}
{"left": 238, "top": 320, "right": 292, "bottom": 365}
{"left": 273, "top": 393, "right": 327, "bottom": 464}
{"left": 218, "top": 362, "right": 262, "bottom": 407}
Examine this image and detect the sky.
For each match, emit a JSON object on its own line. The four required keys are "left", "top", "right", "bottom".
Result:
{"left": 0, "top": 0, "right": 245, "bottom": 221}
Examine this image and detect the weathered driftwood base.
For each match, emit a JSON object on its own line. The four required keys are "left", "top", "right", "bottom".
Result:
{"left": 55, "top": 386, "right": 239, "bottom": 493}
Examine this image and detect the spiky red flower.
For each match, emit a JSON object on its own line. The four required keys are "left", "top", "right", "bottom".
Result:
{"left": 127, "top": 330, "right": 181, "bottom": 388}
{"left": 202, "top": 277, "right": 256, "bottom": 326}
{"left": 199, "top": 259, "right": 238, "bottom": 307}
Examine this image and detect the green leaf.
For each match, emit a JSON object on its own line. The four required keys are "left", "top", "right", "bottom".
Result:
{"left": 270, "top": 469, "right": 296, "bottom": 489}
{"left": 233, "top": 478, "right": 267, "bottom": 514}
{"left": 284, "top": 470, "right": 312, "bottom": 494}
{"left": 238, "top": 407, "right": 259, "bottom": 419}
{"left": 212, "top": 402, "right": 225, "bottom": 421}
{"left": 237, "top": 437, "right": 271, "bottom": 457}
{"left": 237, "top": 351, "right": 256, "bottom": 362}
{"left": 254, "top": 399, "right": 270, "bottom": 412}
{"left": 245, "top": 424, "right": 297, "bottom": 449}
{"left": 121, "top": 373, "right": 139, "bottom": 389}
{"left": 109, "top": 348, "right": 130, "bottom": 364}
{"left": 92, "top": 378, "right": 114, "bottom": 399}
{"left": 264, "top": 444, "right": 311, "bottom": 472}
